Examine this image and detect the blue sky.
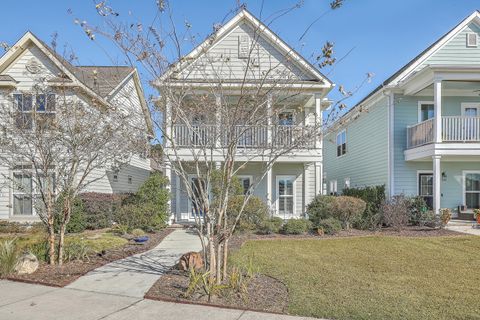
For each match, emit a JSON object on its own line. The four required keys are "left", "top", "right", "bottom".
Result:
{"left": 1, "top": 0, "right": 479, "bottom": 109}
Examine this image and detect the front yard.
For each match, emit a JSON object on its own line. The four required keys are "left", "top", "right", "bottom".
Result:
{"left": 230, "top": 235, "right": 480, "bottom": 320}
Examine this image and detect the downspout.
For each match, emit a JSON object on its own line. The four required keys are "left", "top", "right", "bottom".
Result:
{"left": 383, "top": 90, "right": 395, "bottom": 198}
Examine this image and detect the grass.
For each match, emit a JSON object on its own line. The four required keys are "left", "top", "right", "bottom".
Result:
{"left": 231, "top": 235, "right": 480, "bottom": 320}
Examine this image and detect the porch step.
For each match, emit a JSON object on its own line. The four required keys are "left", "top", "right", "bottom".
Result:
{"left": 457, "top": 212, "right": 475, "bottom": 221}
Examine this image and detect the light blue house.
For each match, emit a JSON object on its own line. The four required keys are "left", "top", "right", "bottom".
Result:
{"left": 324, "top": 11, "right": 480, "bottom": 219}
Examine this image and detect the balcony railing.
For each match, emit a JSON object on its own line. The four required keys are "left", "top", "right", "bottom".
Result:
{"left": 407, "top": 116, "right": 480, "bottom": 148}
{"left": 172, "top": 124, "right": 316, "bottom": 148}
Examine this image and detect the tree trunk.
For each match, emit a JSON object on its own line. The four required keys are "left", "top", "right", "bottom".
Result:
{"left": 222, "top": 238, "right": 228, "bottom": 280}
{"left": 47, "top": 214, "right": 55, "bottom": 265}
{"left": 216, "top": 241, "right": 223, "bottom": 284}
{"left": 58, "top": 197, "right": 71, "bottom": 265}
{"left": 207, "top": 223, "right": 216, "bottom": 280}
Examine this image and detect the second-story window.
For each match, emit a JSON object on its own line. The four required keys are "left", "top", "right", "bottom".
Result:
{"left": 14, "top": 93, "right": 56, "bottom": 130}
{"left": 336, "top": 129, "right": 346, "bottom": 157}
{"left": 419, "top": 103, "right": 434, "bottom": 122}
{"left": 278, "top": 111, "right": 294, "bottom": 126}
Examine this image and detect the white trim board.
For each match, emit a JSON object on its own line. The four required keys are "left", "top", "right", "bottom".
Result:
{"left": 275, "top": 175, "right": 297, "bottom": 217}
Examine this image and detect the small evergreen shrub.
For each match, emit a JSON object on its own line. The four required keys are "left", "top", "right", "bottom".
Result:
{"left": 131, "top": 228, "right": 146, "bottom": 237}
{"left": 0, "top": 221, "right": 25, "bottom": 234}
{"left": 258, "top": 217, "right": 284, "bottom": 234}
{"left": 317, "top": 218, "right": 342, "bottom": 235}
{"left": 54, "top": 194, "right": 86, "bottom": 234}
{"left": 330, "top": 196, "right": 366, "bottom": 229}
{"left": 307, "top": 195, "right": 336, "bottom": 226}
{"left": 343, "top": 185, "right": 385, "bottom": 230}
{"left": 408, "top": 196, "right": 432, "bottom": 226}
{"left": 282, "top": 219, "right": 312, "bottom": 235}
{"left": 381, "top": 195, "right": 410, "bottom": 231}
{"left": 227, "top": 195, "right": 269, "bottom": 232}
{"left": 79, "top": 193, "right": 125, "bottom": 230}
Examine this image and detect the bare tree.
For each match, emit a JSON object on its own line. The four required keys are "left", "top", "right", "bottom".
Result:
{"left": 85, "top": 0, "right": 371, "bottom": 282}
{"left": 0, "top": 69, "right": 146, "bottom": 264}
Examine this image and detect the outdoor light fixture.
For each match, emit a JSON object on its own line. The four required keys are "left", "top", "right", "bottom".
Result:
{"left": 442, "top": 172, "right": 447, "bottom": 181}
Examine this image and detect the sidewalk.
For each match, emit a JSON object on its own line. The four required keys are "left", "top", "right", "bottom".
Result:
{"left": 66, "top": 228, "right": 202, "bottom": 298}
{"left": 446, "top": 219, "right": 480, "bottom": 236}
{"left": 0, "top": 280, "right": 319, "bottom": 320}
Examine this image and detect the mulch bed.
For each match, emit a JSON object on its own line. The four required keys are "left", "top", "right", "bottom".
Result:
{"left": 229, "top": 226, "right": 461, "bottom": 251}
{"left": 145, "top": 268, "right": 288, "bottom": 314}
{"left": 5, "top": 228, "right": 175, "bottom": 287}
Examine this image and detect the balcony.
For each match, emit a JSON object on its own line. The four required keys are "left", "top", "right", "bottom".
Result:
{"left": 172, "top": 124, "right": 316, "bottom": 148}
{"left": 407, "top": 116, "right": 480, "bottom": 149}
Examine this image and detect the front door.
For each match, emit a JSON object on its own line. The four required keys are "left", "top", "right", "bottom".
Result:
{"left": 418, "top": 173, "right": 433, "bottom": 209}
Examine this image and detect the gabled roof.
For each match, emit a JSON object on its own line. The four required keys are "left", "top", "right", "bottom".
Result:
{"left": 159, "top": 8, "right": 333, "bottom": 87}
{"left": 331, "top": 10, "right": 480, "bottom": 130}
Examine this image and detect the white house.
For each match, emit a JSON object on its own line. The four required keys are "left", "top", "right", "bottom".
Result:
{"left": 324, "top": 11, "right": 480, "bottom": 220}
{"left": 0, "top": 32, "right": 153, "bottom": 221}
{"left": 157, "top": 9, "right": 334, "bottom": 223}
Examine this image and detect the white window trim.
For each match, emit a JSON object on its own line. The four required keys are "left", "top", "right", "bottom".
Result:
{"left": 275, "top": 175, "right": 296, "bottom": 216}
{"left": 344, "top": 177, "right": 350, "bottom": 189}
{"left": 460, "top": 102, "right": 480, "bottom": 116}
{"left": 417, "top": 101, "right": 435, "bottom": 123}
{"left": 466, "top": 32, "right": 478, "bottom": 48}
{"left": 329, "top": 179, "right": 338, "bottom": 194}
{"left": 462, "top": 170, "right": 480, "bottom": 208}
{"left": 336, "top": 129, "right": 347, "bottom": 158}
{"left": 237, "top": 175, "right": 253, "bottom": 195}
{"left": 416, "top": 170, "right": 433, "bottom": 196}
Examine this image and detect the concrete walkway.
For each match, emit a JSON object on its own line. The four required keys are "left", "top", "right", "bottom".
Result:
{"left": 446, "top": 219, "right": 480, "bottom": 236}
{"left": 0, "top": 280, "right": 318, "bottom": 320}
{"left": 67, "top": 228, "right": 202, "bottom": 298}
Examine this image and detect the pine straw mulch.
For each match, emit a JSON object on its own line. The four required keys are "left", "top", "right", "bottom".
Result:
{"left": 5, "top": 228, "right": 175, "bottom": 287}
{"left": 145, "top": 268, "right": 289, "bottom": 314}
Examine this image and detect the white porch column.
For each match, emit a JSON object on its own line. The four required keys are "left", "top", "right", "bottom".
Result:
{"left": 314, "top": 93, "right": 322, "bottom": 149}
{"left": 175, "top": 174, "right": 181, "bottom": 222}
{"left": 433, "top": 155, "right": 442, "bottom": 215}
{"left": 164, "top": 96, "right": 172, "bottom": 148}
{"left": 314, "top": 162, "right": 321, "bottom": 196}
{"left": 267, "top": 94, "right": 273, "bottom": 145}
{"left": 266, "top": 166, "right": 273, "bottom": 213}
{"left": 434, "top": 79, "right": 442, "bottom": 143}
{"left": 164, "top": 162, "right": 173, "bottom": 224}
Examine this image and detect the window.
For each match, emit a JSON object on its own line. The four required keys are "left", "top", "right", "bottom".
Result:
{"left": 127, "top": 175, "right": 132, "bottom": 184}
{"left": 238, "top": 35, "right": 250, "bottom": 59}
{"left": 277, "top": 176, "right": 295, "bottom": 216}
{"left": 418, "top": 102, "right": 434, "bottom": 122}
{"left": 12, "top": 171, "right": 32, "bottom": 215}
{"left": 467, "top": 33, "right": 478, "bottom": 47}
{"left": 278, "top": 111, "right": 294, "bottom": 126}
{"left": 344, "top": 177, "right": 350, "bottom": 189}
{"left": 329, "top": 180, "right": 337, "bottom": 195}
{"left": 113, "top": 174, "right": 118, "bottom": 182}
{"left": 237, "top": 176, "right": 252, "bottom": 195}
{"left": 336, "top": 130, "right": 346, "bottom": 157}
{"left": 14, "top": 93, "right": 56, "bottom": 130}
{"left": 418, "top": 172, "right": 433, "bottom": 209}
{"left": 465, "top": 172, "right": 480, "bottom": 209}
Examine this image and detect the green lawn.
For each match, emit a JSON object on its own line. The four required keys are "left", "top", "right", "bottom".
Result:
{"left": 231, "top": 236, "right": 480, "bottom": 320}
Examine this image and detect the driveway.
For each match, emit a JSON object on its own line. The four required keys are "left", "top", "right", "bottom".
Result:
{"left": 0, "top": 280, "right": 318, "bottom": 319}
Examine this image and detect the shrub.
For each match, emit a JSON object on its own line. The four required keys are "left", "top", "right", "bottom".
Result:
{"left": 54, "top": 194, "right": 86, "bottom": 234}
{"left": 381, "top": 195, "right": 410, "bottom": 231}
{"left": 330, "top": 196, "right": 366, "bottom": 229}
{"left": 131, "top": 228, "right": 145, "bottom": 237}
{"left": 408, "top": 196, "right": 431, "bottom": 226}
{"left": 317, "top": 218, "right": 342, "bottom": 235}
{"left": 227, "top": 195, "right": 269, "bottom": 232}
{"left": 27, "top": 240, "right": 49, "bottom": 262}
{"left": 344, "top": 185, "right": 385, "bottom": 230}
{"left": 115, "top": 173, "right": 169, "bottom": 232}
{"left": 0, "top": 239, "right": 19, "bottom": 276}
{"left": 440, "top": 208, "right": 452, "bottom": 228}
{"left": 0, "top": 221, "right": 26, "bottom": 234}
{"left": 282, "top": 219, "right": 312, "bottom": 235}
{"left": 258, "top": 217, "right": 284, "bottom": 234}
{"left": 307, "top": 195, "right": 336, "bottom": 227}
{"left": 63, "top": 241, "right": 91, "bottom": 262}
{"left": 79, "top": 193, "right": 126, "bottom": 230}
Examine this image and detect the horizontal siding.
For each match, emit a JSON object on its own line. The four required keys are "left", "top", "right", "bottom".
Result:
{"left": 324, "top": 97, "right": 389, "bottom": 194}
{"left": 0, "top": 164, "right": 9, "bottom": 219}
{"left": 179, "top": 22, "right": 310, "bottom": 82}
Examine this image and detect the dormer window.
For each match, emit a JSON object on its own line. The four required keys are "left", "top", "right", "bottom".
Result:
{"left": 467, "top": 33, "right": 478, "bottom": 47}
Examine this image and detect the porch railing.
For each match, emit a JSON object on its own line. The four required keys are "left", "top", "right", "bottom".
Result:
{"left": 172, "top": 124, "right": 317, "bottom": 148}
{"left": 407, "top": 116, "right": 480, "bottom": 148}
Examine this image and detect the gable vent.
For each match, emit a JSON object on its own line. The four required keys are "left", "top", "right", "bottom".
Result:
{"left": 238, "top": 35, "right": 250, "bottom": 59}
{"left": 467, "top": 33, "right": 478, "bottom": 47}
